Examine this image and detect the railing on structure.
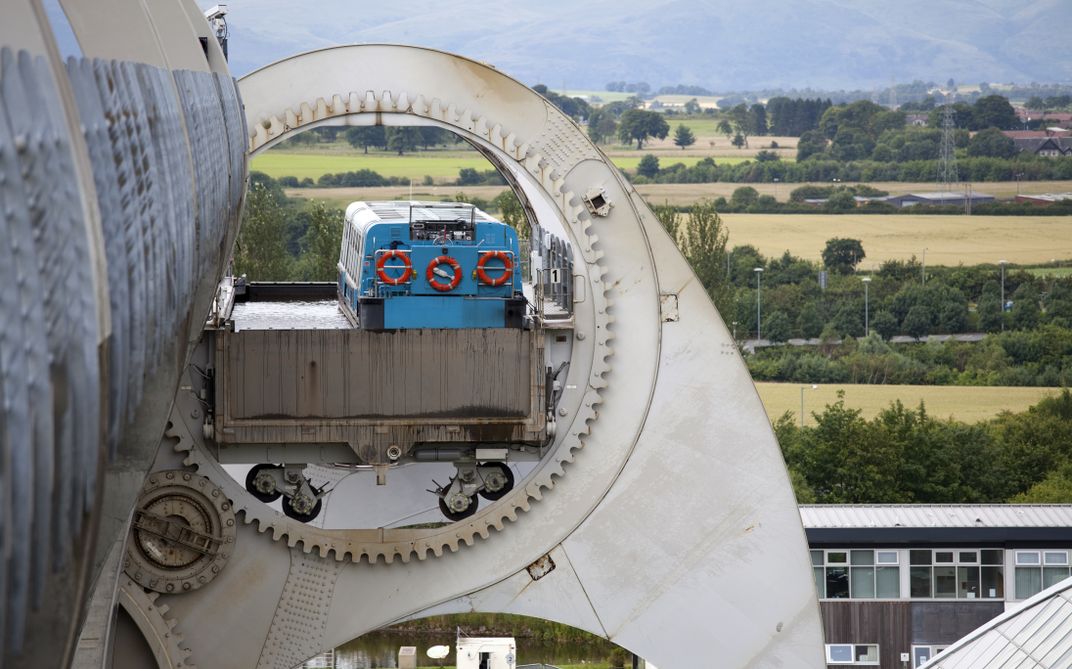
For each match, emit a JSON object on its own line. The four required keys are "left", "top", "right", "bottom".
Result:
{"left": 531, "top": 223, "right": 574, "bottom": 315}
{"left": 301, "top": 648, "right": 335, "bottom": 668}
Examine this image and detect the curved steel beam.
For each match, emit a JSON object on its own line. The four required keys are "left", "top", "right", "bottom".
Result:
{"left": 143, "top": 44, "right": 823, "bottom": 669}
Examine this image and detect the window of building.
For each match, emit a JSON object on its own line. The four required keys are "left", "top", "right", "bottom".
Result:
{"left": 909, "top": 549, "right": 1003, "bottom": 600}
{"left": 826, "top": 644, "right": 879, "bottom": 665}
{"left": 813, "top": 550, "right": 900, "bottom": 599}
{"left": 1015, "top": 550, "right": 1071, "bottom": 600}
{"left": 912, "top": 645, "right": 949, "bottom": 668}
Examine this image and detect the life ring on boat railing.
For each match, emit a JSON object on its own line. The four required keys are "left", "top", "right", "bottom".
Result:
{"left": 476, "top": 250, "right": 513, "bottom": 287}
{"left": 376, "top": 249, "right": 412, "bottom": 285}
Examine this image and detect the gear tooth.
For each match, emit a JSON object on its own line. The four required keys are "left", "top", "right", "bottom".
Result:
{"left": 157, "top": 603, "right": 170, "bottom": 615}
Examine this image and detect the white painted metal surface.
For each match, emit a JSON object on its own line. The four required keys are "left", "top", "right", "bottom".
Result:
{"left": 142, "top": 44, "right": 825, "bottom": 669}
{"left": 922, "top": 576, "right": 1072, "bottom": 668}
{"left": 801, "top": 505, "right": 1072, "bottom": 529}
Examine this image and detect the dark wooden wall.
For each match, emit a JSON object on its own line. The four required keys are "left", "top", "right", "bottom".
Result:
{"left": 911, "top": 601, "right": 1005, "bottom": 645}
{"left": 821, "top": 601, "right": 911, "bottom": 669}
{"left": 821, "top": 600, "right": 1006, "bottom": 668}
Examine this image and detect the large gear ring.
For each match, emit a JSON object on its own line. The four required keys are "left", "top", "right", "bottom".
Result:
{"left": 124, "top": 470, "right": 237, "bottom": 594}
{"left": 170, "top": 93, "right": 613, "bottom": 564}
{"left": 117, "top": 577, "right": 196, "bottom": 669}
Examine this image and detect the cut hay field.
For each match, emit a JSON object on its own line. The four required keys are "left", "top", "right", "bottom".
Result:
{"left": 719, "top": 213, "right": 1072, "bottom": 266}
{"left": 755, "top": 383, "right": 1060, "bottom": 424}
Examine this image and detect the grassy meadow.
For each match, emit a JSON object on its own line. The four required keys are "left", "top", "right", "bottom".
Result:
{"left": 251, "top": 145, "right": 763, "bottom": 182}
{"left": 755, "top": 382, "right": 1060, "bottom": 424}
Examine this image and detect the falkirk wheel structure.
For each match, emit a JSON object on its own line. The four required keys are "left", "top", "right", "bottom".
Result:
{"left": 1, "top": 2, "right": 825, "bottom": 668}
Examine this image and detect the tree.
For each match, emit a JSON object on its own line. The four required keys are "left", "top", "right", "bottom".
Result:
{"left": 749, "top": 103, "right": 768, "bottom": 135}
{"left": 636, "top": 154, "right": 660, "bottom": 178}
{"left": 586, "top": 108, "right": 618, "bottom": 144}
{"left": 764, "top": 311, "right": 792, "bottom": 343}
{"left": 967, "top": 128, "right": 1017, "bottom": 158}
{"left": 673, "top": 124, "right": 696, "bottom": 149}
{"left": 295, "top": 201, "right": 343, "bottom": 281}
{"left": 716, "top": 119, "right": 733, "bottom": 140}
{"left": 457, "top": 168, "right": 482, "bottom": 186}
{"left": 418, "top": 127, "right": 451, "bottom": 149}
{"left": 681, "top": 200, "right": 732, "bottom": 317}
{"left": 683, "top": 98, "right": 701, "bottom": 115}
{"left": 386, "top": 127, "right": 421, "bottom": 155}
{"left": 492, "top": 190, "right": 528, "bottom": 240}
{"left": 730, "top": 186, "right": 759, "bottom": 208}
{"left": 821, "top": 238, "right": 866, "bottom": 274}
{"left": 824, "top": 190, "right": 856, "bottom": 212}
{"left": 652, "top": 203, "right": 681, "bottom": 243}
{"left": 797, "top": 302, "right": 824, "bottom": 338}
{"left": 796, "top": 130, "right": 828, "bottom": 160}
{"left": 234, "top": 182, "right": 292, "bottom": 280}
{"left": 731, "top": 131, "right": 746, "bottom": 149}
{"left": 617, "top": 109, "right": 669, "bottom": 149}
{"left": 345, "top": 126, "right": 385, "bottom": 153}
{"left": 1010, "top": 284, "right": 1041, "bottom": 330}
{"left": 871, "top": 311, "right": 898, "bottom": 339}
{"left": 977, "top": 284, "right": 1004, "bottom": 332}
{"left": 903, "top": 305, "right": 933, "bottom": 338}
{"left": 971, "top": 95, "right": 1017, "bottom": 130}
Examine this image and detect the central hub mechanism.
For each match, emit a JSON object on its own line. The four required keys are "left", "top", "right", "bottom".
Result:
{"left": 125, "top": 471, "right": 237, "bottom": 594}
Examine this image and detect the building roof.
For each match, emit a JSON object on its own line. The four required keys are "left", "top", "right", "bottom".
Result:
{"left": 892, "top": 191, "right": 996, "bottom": 201}
{"left": 1013, "top": 136, "right": 1072, "bottom": 153}
{"left": 800, "top": 505, "right": 1072, "bottom": 529}
{"left": 922, "top": 575, "right": 1072, "bottom": 668}
{"left": 1016, "top": 193, "right": 1072, "bottom": 203}
{"left": 1003, "top": 129, "right": 1071, "bottom": 140}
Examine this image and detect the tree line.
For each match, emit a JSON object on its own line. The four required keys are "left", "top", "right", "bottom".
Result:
{"left": 780, "top": 391, "right": 1072, "bottom": 504}
{"left": 628, "top": 153, "right": 1072, "bottom": 184}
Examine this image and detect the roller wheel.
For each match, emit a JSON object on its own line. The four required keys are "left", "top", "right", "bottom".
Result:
{"left": 282, "top": 491, "right": 323, "bottom": 523}
{"left": 478, "top": 463, "right": 515, "bottom": 501}
{"left": 245, "top": 464, "right": 282, "bottom": 503}
{"left": 439, "top": 494, "right": 478, "bottom": 522}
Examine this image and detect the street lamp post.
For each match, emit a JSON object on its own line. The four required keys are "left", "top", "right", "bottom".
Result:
{"left": 800, "top": 384, "right": 819, "bottom": 428}
{"left": 921, "top": 248, "right": 928, "bottom": 285}
{"left": 754, "top": 267, "right": 764, "bottom": 340}
{"left": 862, "top": 276, "right": 872, "bottom": 335}
{"left": 999, "top": 259, "right": 1008, "bottom": 332}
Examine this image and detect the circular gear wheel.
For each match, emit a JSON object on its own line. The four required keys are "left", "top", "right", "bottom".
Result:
{"left": 171, "top": 92, "right": 613, "bottom": 565}
{"left": 125, "top": 470, "right": 237, "bottom": 594}
{"left": 117, "top": 577, "right": 196, "bottom": 668}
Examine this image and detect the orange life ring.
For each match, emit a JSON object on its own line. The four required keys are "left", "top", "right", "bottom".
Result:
{"left": 426, "top": 255, "right": 462, "bottom": 292}
{"left": 376, "top": 250, "right": 412, "bottom": 285}
{"left": 476, "top": 250, "right": 514, "bottom": 287}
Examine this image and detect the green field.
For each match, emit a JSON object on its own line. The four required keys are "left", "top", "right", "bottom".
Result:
{"left": 755, "top": 383, "right": 1060, "bottom": 424}
{"left": 252, "top": 151, "right": 493, "bottom": 181}
{"left": 1026, "top": 266, "right": 1072, "bottom": 278}
{"left": 252, "top": 149, "right": 761, "bottom": 182}
{"left": 719, "top": 213, "right": 1072, "bottom": 266}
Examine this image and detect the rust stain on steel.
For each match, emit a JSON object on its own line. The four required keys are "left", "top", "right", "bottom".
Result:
{"left": 526, "top": 554, "right": 556, "bottom": 581}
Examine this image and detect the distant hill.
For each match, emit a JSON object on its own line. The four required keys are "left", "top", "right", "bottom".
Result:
{"left": 212, "top": 0, "right": 1072, "bottom": 90}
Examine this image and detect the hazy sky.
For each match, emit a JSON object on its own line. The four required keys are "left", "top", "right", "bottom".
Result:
{"left": 187, "top": 1, "right": 1069, "bottom": 90}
